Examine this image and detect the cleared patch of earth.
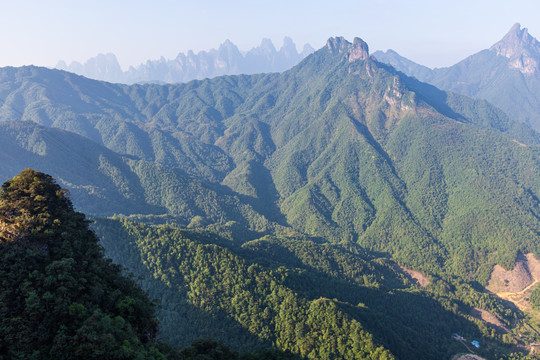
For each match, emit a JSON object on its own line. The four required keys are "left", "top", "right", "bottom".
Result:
{"left": 452, "top": 354, "right": 486, "bottom": 360}
{"left": 487, "top": 253, "right": 540, "bottom": 312}
{"left": 451, "top": 355, "right": 486, "bottom": 360}
{"left": 470, "top": 307, "right": 508, "bottom": 332}
{"left": 512, "top": 139, "right": 527, "bottom": 147}
{"left": 486, "top": 253, "right": 538, "bottom": 293}
{"left": 395, "top": 264, "right": 430, "bottom": 287}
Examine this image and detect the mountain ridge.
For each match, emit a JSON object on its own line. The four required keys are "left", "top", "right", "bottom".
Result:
{"left": 490, "top": 23, "right": 540, "bottom": 74}
{"left": 56, "top": 37, "right": 315, "bottom": 84}
{"left": 1, "top": 35, "right": 540, "bottom": 358}
{"left": 373, "top": 23, "right": 540, "bottom": 131}
{"left": 1, "top": 35, "right": 538, "bottom": 280}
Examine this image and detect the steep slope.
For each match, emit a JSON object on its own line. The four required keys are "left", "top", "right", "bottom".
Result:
{"left": 218, "top": 36, "right": 540, "bottom": 276}
{"left": 0, "top": 121, "right": 274, "bottom": 231}
{"left": 94, "top": 217, "right": 514, "bottom": 360}
{"left": 0, "top": 169, "right": 164, "bottom": 359}
{"left": 0, "top": 169, "right": 309, "bottom": 360}
{"left": 373, "top": 23, "right": 540, "bottom": 131}
{"left": 0, "top": 36, "right": 538, "bottom": 281}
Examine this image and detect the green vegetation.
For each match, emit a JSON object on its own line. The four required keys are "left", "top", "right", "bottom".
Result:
{"left": 1, "top": 44, "right": 538, "bottom": 284}
{"left": 92, "top": 216, "right": 523, "bottom": 359}
{"left": 0, "top": 169, "right": 164, "bottom": 359}
{"left": 0, "top": 169, "right": 310, "bottom": 360}
{"left": 0, "top": 36, "right": 539, "bottom": 358}
{"left": 530, "top": 285, "right": 540, "bottom": 311}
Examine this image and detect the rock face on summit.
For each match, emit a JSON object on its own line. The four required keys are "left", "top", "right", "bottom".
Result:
{"left": 373, "top": 23, "right": 540, "bottom": 131}
{"left": 490, "top": 23, "right": 540, "bottom": 74}
{"left": 326, "top": 37, "right": 369, "bottom": 62}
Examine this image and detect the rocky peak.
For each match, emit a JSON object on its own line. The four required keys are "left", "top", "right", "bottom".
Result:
{"left": 490, "top": 23, "right": 540, "bottom": 74}
{"left": 282, "top": 37, "right": 296, "bottom": 51}
{"left": 326, "top": 36, "right": 369, "bottom": 62}
{"left": 220, "top": 39, "right": 237, "bottom": 50}
{"left": 218, "top": 40, "right": 241, "bottom": 56}
{"left": 260, "top": 38, "right": 277, "bottom": 54}
{"left": 301, "top": 43, "right": 315, "bottom": 57}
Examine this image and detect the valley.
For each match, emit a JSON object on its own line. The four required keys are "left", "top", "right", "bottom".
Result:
{"left": 0, "top": 29, "right": 539, "bottom": 359}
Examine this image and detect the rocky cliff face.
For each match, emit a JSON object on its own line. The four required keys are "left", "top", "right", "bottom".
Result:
{"left": 490, "top": 23, "right": 540, "bottom": 74}
{"left": 326, "top": 36, "right": 369, "bottom": 62}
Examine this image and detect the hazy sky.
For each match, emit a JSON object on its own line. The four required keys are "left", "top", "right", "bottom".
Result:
{"left": 1, "top": 0, "right": 539, "bottom": 70}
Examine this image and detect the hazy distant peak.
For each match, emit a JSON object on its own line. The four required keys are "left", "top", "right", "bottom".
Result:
{"left": 490, "top": 23, "right": 540, "bottom": 74}
{"left": 218, "top": 39, "right": 241, "bottom": 54}
{"left": 259, "top": 38, "right": 277, "bottom": 53}
{"left": 219, "top": 39, "right": 238, "bottom": 50}
{"left": 56, "top": 37, "right": 312, "bottom": 84}
{"left": 371, "top": 49, "right": 435, "bottom": 82}
{"left": 56, "top": 52, "right": 123, "bottom": 82}
{"left": 56, "top": 60, "right": 68, "bottom": 68}
{"left": 326, "top": 36, "right": 369, "bottom": 62}
{"left": 282, "top": 36, "right": 294, "bottom": 46}
{"left": 280, "top": 37, "right": 296, "bottom": 52}
{"left": 301, "top": 43, "right": 315, "bottom": 57}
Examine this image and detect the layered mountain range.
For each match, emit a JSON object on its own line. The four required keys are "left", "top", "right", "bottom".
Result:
{"left": 1, "top": 34, "right": 539, "bottom": 358}
{"left": 56, "top": 37, "right": 314, "bottom": 84}
{"left": 373, "top": 23, "right": 540, "bottom": 131}
{"left": 2, "top": 35, "right": 538, "bottom": 278}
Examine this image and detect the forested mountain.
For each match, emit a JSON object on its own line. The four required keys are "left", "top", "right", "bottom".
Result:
{"left": 1, "top": 34, "right": 539, "bottom": 358}
{"left": 0, "top": 169, "right": 166, "bottom": 359}
{"left": 93, "top": 216, "right": 519, "bottom": 360}
{"left": 1, "top": 36, "right": 538, "bottom": 280}
{"left": 0, "top": 169, "right": 311, "bottom": 359}
{"left": 373, "top": 23, "right": 540, "bottom": 131}
{"left": 56, "top": 38, "right": 315, "bottom": 84}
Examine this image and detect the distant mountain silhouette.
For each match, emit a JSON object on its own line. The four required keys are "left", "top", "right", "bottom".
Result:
{"left": 56, "top": 37, "right": 314, "bottom": 84}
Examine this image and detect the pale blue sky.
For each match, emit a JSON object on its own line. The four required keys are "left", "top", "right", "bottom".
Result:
{"left": 1, "top": 0, "right": 539, "bottom": 69}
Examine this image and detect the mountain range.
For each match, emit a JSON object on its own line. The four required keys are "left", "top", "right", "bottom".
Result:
{"left": 55, "top": 37, "right": 314, "bottom": 84}
{"left": 373, "top": 23, "right": 540, "bottom": 131}
{"left": 1, "top": 32, "right": 539, "bottom": 359}
{"left": 3, "top": 34, "right": 539, "bottom": 278}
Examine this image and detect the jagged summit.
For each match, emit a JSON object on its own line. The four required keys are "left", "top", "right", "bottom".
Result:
{"left": 490, "top": 23, "right": 540, "bottom": 74}
{"left": 326, "top": 36, "right": 369, "bottom": 62}
{"left": 56, "top": 37, "right": 313, "bottom": 84}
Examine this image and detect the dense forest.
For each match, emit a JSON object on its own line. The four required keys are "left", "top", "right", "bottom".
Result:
{"left": 0, "top": 37, "right": 538, "bottom": 284}
{"left": 0, "top": 169, "right": 303, "bottom": 360}
{"left": 92, "top": 215, "right": 532, "bottom": 359}
{"left": 0, "top": 34, "right": 539, "bottom": 359}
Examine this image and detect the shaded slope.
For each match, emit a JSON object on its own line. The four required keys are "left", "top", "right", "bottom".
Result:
{"left": 0, "top": 121, "right": 273, "bottom": 230}
{"left": 0, "top": 170, "right": 164, "bottom": 359}
{"left": 94, "top": 217, "right": 511, "bottom": 360}
{"left": 0, "top": 35, "right": 538, "bottom": 280}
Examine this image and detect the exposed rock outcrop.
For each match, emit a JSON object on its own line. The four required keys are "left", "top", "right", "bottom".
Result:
{"left": 490, "top": 23, "right": 540, "bottom": 74}
{"left": 326, "top": 36, "right": 369, "bottom": 62}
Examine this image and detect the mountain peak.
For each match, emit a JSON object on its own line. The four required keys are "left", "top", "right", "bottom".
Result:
{"left": 490, "top": 23, "right": 540, "bottom": 74}
{"left": 326, "top": 36, "right": 369, "bottom": 62}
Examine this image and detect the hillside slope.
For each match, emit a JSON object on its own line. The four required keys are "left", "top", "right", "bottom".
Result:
{"left": 94, "top": 217, "right": 516, "bottom": 360}
{"left": 0, "top": 36, "right": 538, "bottom": 281}
{"left": 373, "top": 23, "right": 540, "bottom": 132}
{"left": 0, "top": 169, "right": 164, "bottom": 359}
